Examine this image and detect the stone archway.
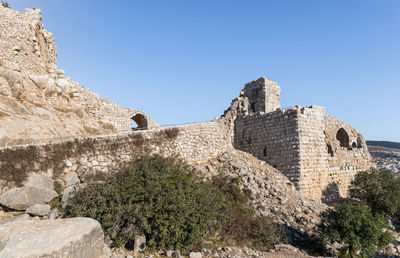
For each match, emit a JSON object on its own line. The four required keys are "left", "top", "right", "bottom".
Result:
{"left": 336, "top": 128, "right": 350, "bottom": 148}
{"left": 131, "top": 114, "right": 148, "bottom": 130}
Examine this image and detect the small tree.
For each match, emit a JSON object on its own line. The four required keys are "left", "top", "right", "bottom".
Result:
{"left": 318, "top": 204, "right": 392, "bottom": 257}
{"left": 1, "top": 1, "right": 10, "bottom": 8}
{"left": 349, "top": 168, "right": 400, "bottom": 216}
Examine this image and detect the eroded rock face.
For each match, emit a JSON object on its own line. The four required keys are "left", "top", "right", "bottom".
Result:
{"left": 0, "top": 216, "right": 110, "bottom": 258}
{"left": 0, "top": 6, "right": 158, "bottom": 144}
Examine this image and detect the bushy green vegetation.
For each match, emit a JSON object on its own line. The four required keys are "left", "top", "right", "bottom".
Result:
{"left": 366, "top": 140, "right": 400, "bottom": 149}
{"left": 318, "top": 204, "right": 392, "bottom": 258}
{"left": 65, "top": 155, "right": 282, "bottom": 253}
{"left": 349, "top": 168, "right": 400, "bottom": 217}
{"left": 318, "top": 168, "right": 400, "bottom": 257}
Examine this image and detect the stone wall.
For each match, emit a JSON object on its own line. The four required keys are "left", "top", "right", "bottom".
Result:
{"left": 232, "top": 102, "right": 374, "bottom": 200}
{"left": 233, "top": 108, "right": 302, "bottom": 185}
{"left": 0, "top": 121, "right": 231, "bottom": 195}
{"left": 323, "top": 115, "right": 374, "bottom": 199}
{"left": 102, "top": 110, "right": 159, "bottom": 132}
{"left": 297, "top": 108, "right": 374, "bottom": 199}
{"left": 242, "top": 77, "right": 281, "bottom": 113}
{"left": 296, "top": 105, "right": 330, "bottom": 199}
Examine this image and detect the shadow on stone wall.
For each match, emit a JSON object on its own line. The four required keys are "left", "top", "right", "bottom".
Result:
{"left": 321, "top": 182, "right": 341, "bottom": 204}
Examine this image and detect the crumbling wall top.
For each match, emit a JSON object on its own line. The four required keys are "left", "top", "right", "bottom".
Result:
{"left": 0, "top": 7, "right": 57, "bottom": 75}
{"left": 242, "top": 77, "right": 281, "bottom": 114}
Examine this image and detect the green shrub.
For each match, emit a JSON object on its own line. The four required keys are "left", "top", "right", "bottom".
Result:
{"left": 349, "top": 168, "right": 400, "bottom": 216}
{"left": 1, "top": 1, "right": 10, "bottom": 8}
{"left": 318, "top": 204, "right": 392, "bottom": 257}
{"left": 211, "top": 175, "right": 284, "bottom": 249}
{"left": 65, "top": 154, "right": 281, "bottom": 253}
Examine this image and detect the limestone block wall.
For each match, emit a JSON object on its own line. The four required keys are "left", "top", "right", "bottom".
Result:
{"left": 324, "top": 115, "right": 374, "bottom": 198}
{"left": 297, "top": 106, "right": 374, "bottom": 199}
{"left": 0, "top": 121, "right": 231, "bottom": 195}
{"left": 233, "top": 108, "right": 301, "bottom": 184}
{"left": 233, "top": 103, "right": 374, "bottom": 200}
{"left": 242, "top": 77, "right": 281, "bottom": 113}
{"left": 102, "top": 110, "right": 159, "bottom": 132}
{"left": 297, "top": 106, "right": 331, "bottom": 199}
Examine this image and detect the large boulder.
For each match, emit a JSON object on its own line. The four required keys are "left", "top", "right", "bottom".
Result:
{"left": 25, "top": 204, "right": 51, "bottom": 217}
{"left": 0, "top": 217, "right": 110, "bottom": 258}
{"left": 25, "top": 174, "right": 54, "bottom": 189}
{"left": 0, "top": 174, "right": 58, "bottom": 210}
{"left": 62, "top": 184, "right": 85, "bottom": 207}
{"left": 0, "top": 186, "right": 57, "bottom": 210}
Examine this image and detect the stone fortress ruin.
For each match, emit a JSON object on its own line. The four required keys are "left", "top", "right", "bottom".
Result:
{"left": 223, "top": 77, "right": 374, "bottom": 199}
{"left": 0, "top": 6, "right": 374, "bottom": 202}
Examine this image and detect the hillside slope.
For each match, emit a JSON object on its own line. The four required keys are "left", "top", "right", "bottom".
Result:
{"left": 195, "top": 149, "right": 327, "bottom": 250}
{"left": 367, "top": 141, "right": 400, "bottom": 149}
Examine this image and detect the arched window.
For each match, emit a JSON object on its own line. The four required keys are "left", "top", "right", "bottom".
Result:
{"left": 357, "top": 137, "right": 363, "bottom": 149}
{"left": 131, "top": 114, "right": 148, "bottom": 130}
{"left": 352, "top": 142, "right": 357, "bottom": 148}
{"left": 336, "top": 128, "right": 350, "bottom": 148}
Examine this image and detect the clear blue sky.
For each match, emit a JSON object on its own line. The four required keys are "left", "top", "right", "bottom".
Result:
{"left": 8, "top": 0, "right": 400, "bottom": 142}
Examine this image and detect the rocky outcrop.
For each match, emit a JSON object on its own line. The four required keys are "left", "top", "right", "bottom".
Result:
{"left": 0, "top": 216, "right": 110, "bottom": 258}
{"left": 195, "top": 149, "right": 327, "bottom": 244}
{"left": 0, "top": 6, "right": 157, "bottom": 144}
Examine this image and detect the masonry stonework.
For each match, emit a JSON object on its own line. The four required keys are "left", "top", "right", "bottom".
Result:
{"left": 227, "top": 77, "right": 374, "bottom": 200}
{"left": 233, "top": 109, "right": 301, "bottom": 184}
{"left": 0, "top": 6, "right": 374, "bottom": 201}
{"left": 0, "top": 121, "right": 230, "bottom": 195}
{"left": 242, "top": 77, "right": 281, "bottom": 114}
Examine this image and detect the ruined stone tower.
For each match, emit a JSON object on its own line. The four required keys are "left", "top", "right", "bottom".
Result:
{"left": 229, "top": 77, "right": 374, "bottom": 200}
{"left": 242, "top": 77, "right": 281, "bottom": 114}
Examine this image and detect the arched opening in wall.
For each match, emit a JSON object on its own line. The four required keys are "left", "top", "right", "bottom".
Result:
{"left": 327, "top": 144, "right": 334, "bottom": 157}
{"left": 250, "top": 102, "right": 256, "bottom": 113}
{"left": 352, "top": 142, "right": 357, "bottom": 148}
{"left": 357, "top": 137, "right": 363, "bottom": 149}
{"left": 131, "top": 114, "right": 148, "bottom": 131}
{"left": 336, "top": 128, "right": 350, "bottom": 148}
{"left": 263, "top": 147, "right": 267, "bottom": 157}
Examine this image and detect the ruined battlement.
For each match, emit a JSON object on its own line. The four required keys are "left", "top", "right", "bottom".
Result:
{"left": 230, "top": 78, "right": 374, "bottom": 199}
{"left": 242, "top": 77, "right": 281, "bottom": 114}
